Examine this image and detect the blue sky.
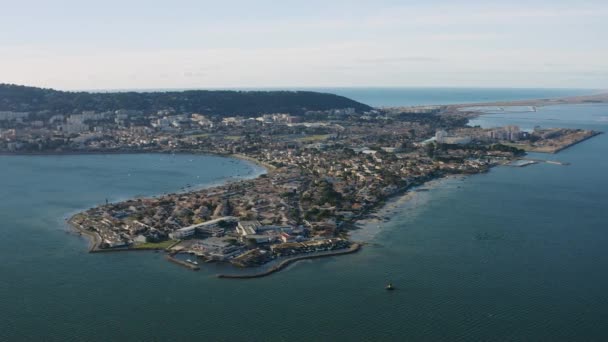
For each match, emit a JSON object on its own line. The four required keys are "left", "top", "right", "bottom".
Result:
{"left": 1, "top": 0, "right": 606, "bottom": 90}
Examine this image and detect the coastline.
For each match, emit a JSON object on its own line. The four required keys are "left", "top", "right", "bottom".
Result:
{"left": 229, "top": 153, "right": 277, "bottom": 172}
{"left": 349, "top": 175, "right": 465, "bottom": 242}
{"left": 446, "top": 92, "right": 608, "bottom": 110}
{"left": 24, "top": 102, "right": 606, "bottom": 278}
{"left": 217, "top": 243, "right": 361, "bottom": 279}
{"left": 62, "top": 152, "right": 268, "bottom": 253}
{"left": 551, "top": 131, "right": 603, "bottom": 153}
{"left": 65, "top": 153, "right": 497, "bottom": 274}
{"left": 67, "top": 215, "right": 103, "bottom": 252}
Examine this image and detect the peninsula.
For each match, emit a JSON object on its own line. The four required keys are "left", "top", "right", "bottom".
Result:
{"left": 1, "top": 84, "right": 604, "bottom": 277}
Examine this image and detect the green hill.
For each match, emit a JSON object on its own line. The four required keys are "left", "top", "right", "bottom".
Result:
{"left": 0, "top": 84, "right": 372, "bottom": 118}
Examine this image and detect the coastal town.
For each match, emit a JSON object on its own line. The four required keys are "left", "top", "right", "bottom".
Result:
{"left": 0, "top": 89, "right": 602, "bottom": 276}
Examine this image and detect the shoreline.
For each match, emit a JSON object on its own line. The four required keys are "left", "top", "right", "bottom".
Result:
{"left": 63, "top": 152, "right": 268, "bottom": 253}
{"left": 65, "top": 153, "right": 494, "bottom": 271}
{"left": 229, "top": 153, "right": 277, "bottom": 172}
{"left": 22, "top": 101, "right": 606, "bottom": 278}
{"left": 445, "top": 92, "right": 608, "bottom": 110}
{"left": 217, "top": 243, "right": 361, "bottom": 279}
{"left": 551, "top": 131, "right": 603, "bottom": 153}
{"left": 349, "top": 174, "right": 465, "bottom": 242}
{"left": 67, "top": 216, "right": 103, "bottom": 252}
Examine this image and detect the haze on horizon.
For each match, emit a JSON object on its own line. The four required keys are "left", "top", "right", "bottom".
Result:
{"left": 1, "top": 0, "right": 607, "bottom": 91}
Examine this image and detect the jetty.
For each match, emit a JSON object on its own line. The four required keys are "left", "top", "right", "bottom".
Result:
{"left": 521, "top": 158, "right": 570, "bottom": 166}
{"left": 166, "top": 254, "right": 200, "bottom": 271}
{"left": 217, "top": 243, "right": 361, "bottom": 279}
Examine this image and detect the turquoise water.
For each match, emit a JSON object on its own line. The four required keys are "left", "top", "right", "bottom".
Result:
{"left": 1, "top": 103, "right": 608, "bottom": 341}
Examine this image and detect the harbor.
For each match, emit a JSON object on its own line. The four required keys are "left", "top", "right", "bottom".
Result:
{"left": 166, "top": 254, "right": 200, "bottom": 271}
{"left": 217, "top": 243, "right": 361, "bottom": 279}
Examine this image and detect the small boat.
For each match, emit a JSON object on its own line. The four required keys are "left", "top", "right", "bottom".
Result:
{"left": 385, "top": 283, "right": 395, "bottom": 291}
{"left": 192, "top": 261, "right": 199, "bottom": 265}
{"left": 186, "top": 259, "right": 192, "bottom": 263}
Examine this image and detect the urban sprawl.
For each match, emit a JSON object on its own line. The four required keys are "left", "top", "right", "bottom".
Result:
{"left": 0, "top": 104, "right": 598, "bottom": 274}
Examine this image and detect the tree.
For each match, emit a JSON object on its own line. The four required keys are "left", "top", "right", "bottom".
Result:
{"left": 246, "top": 238, "right": 258, "bottom": 249}
{"left": 425, "top": 142, "right": 436, "bottom": 158}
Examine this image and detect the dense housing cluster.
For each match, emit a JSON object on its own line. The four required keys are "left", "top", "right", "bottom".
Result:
{"left": 3, "top": 85, "right": 596, "bottom": 270}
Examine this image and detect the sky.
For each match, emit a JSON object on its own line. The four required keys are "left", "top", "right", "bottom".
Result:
{"left": 0, "top": 0, "right": 607, "bottom": 90}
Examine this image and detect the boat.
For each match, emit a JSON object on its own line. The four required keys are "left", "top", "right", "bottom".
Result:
{"left": 186, "top": 259, "right": 192, "bottom": 263}
{"left": 385, "top": 283, "right": 395, "bottom": 291}
{"left": 192, "top": 261, "right": 199, "bottom": 265}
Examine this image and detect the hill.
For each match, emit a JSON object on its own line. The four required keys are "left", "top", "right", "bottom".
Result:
{"left": 0, "top": 84, "right": 372, "bottom": 117}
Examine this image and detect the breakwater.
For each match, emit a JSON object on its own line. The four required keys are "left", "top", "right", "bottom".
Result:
{"left": 552, "top": 131, "right": 603, "bottom": 153}
{"left": 217, "top": 243, "right": 361, "bottom": 279}
{"left": 166, "top": 254, "right": 200, "bottom": 271}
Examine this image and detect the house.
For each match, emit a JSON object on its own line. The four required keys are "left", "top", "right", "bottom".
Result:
{"left": 243, "top": 234, "right": 273, "bottom": 244}
{"left": 280, "top": 232, "right": 296, "bottom": 243}
{"left": 169, "top": 216, "right": 238, "bottom": 239}
{"left": 134, "top": 235, "right": 147, "bottom": 243}
{"left": 168, "top": 226, "right": 196, "bottom": 239}
{"left": 192, "top": 237, "right": 242, "bottom": 261}
{"left": 237, "top": 220, "right": 261, "bottom": 236}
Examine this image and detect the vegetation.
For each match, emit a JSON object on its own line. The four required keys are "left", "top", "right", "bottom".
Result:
{"left": 133, "top": 240, "right": 178, "bottom": 249}
{"left": 0, "top": 84, "right": 371, "bottom": 119}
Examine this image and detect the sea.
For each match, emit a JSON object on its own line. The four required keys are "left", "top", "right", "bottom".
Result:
{"left": 1, "top": 89, "right": 607, "bottom": 341}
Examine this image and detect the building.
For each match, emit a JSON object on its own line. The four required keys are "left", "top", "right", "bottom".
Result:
{"left": 134, "top": 235, "right": 147, "bottom": 243}
{"left": 243, "top": 234, "right": 273, "bottom": 244}
{"left": 192, "top": 237, "right": 242, "bottom": 261}
{"left": 257, "top": 225, "right": 293, "bottom": 233}
{"left": 487, "top": 126, "right": 522, "bottom": 141}
{"left": 436, "top": 130, "right": 472, "bottom": 145}
{"left": 169, "top": 216, "right": 238, "bottom": 239}
{"left": 168, "top": 226, "right": 196, "bottom": 239}
{"left": 237, "top": 220, "right": 261, "bottom": 236}
{"left": 280, "top": 233, "right": 296, "bottom": 243}
{"left": 61, "top": 123, "right": 90, "bottom": 134}
{"left": 435, "top": 130, "right": 448, "bottom": 142}
{"left": 0, "top": 111, "right": 29, "bottom": 121}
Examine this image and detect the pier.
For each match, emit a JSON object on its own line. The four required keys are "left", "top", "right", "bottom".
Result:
{"left": 166, "top": 254, "right": 200, "bottom": 271}
{"left": 217, "top": 243, "right": 361, "bottom": 279}
{"left": 521, "top": 158, "right": 570, "bottom": 166}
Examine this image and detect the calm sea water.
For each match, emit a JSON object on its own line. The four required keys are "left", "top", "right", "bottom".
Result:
{"left": 1, "top": 101, "right": 607, "bottom": 341}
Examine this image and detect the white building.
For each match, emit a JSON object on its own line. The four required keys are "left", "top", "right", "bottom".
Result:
{"left": 237, "top": 220, "right": 262, "bottom": 236}
{"left": 168, "top": 226, "right": 196, "bottom": 239}
{"left": 435, "top": 130, "right": 471, "bottom": 145}
{"left": 168, "top": 216, "right": 238, "bottom": 239}
{"left": 61, "top": 123, "right": 90, "bottom": 134}
{"left": 193, "top": 237, "right": 242, "bottom": 261}
{"left": 0, "top": 111, "right": 29, "bottom": 121}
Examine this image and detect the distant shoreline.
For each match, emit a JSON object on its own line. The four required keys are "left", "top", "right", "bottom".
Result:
{"left": 446, "top": 92, "right": 608, "bottom": 111}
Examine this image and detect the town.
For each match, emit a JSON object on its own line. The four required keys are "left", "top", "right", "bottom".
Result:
{"left": 0, "top": 96, "right": 600, "bottom": 274}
